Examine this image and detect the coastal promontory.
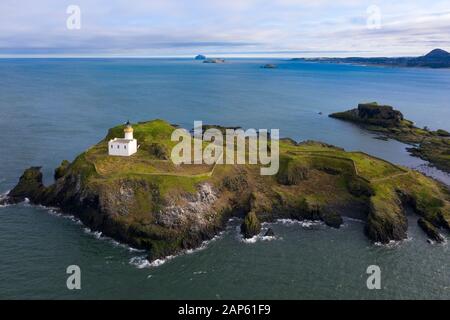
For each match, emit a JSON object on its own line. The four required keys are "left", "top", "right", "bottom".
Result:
{"left": 2, "top": 119, "right": 449, "bottom": 262}
{"left": 329, "top": 102, "right": 450, "bottom": 173}
{"left": 293, "top": 49, "right": 450, "bottom": 68}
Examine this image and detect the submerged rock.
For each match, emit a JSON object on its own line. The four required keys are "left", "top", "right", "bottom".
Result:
{"left": 261, "top": 64, "right": 277, "bottom": 69}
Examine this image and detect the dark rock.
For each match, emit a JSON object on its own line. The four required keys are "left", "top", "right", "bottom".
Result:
{"left": 321, "top": 210, "right": 343, "bottom": 228}
{"left": 195, "top": 54, "right": 206, "bottom": 60}
{"left": 357, "top": 103, "right": 404, "bottom": 127}
{"left": 365, "top": 206, "right": 408, "bottom": 243}
{"left": 417, "top": 218, "right": 444, "bottom": 243}
{"left": 261, "top": 64, "right": 277, "bottom": 69}
{"left": 264, "top": 228, "right": 275, "bottom": 237}
{"left": 54, "top": 160, "right": 70, "bottom": 180}
{"left": 241, "top": 211, "right": 261, "bottom": 238}
{"left": 6, "top": 167, "right": 45, "bottom": 204}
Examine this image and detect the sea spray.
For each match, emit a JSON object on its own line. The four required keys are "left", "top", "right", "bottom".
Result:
{"left": 129, "top": 224, "right": 228, "bottom": 269}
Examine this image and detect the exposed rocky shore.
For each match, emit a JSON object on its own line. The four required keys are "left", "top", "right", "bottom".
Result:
{"left": 2, "top": 119, "right": 449, "bottom": 262}
{"left": 330, "top": 102, "right": 450, "bottom": 173}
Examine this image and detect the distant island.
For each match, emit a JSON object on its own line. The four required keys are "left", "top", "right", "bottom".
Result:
{"left": 194, "top": 54, "right": 206, "bottom": 60}
{"left": 261, "top": 64, "right": 277, "bottom": 69}
{"left": 203, "top": 58, "right": 225, "bottom": 64}
{"left": 293, "top": 49, "right": 450, "bottom": 68}
{"left": 329, "top": 103, "right": 450, "bottom": 173}
{"left": 1, "top": 119, "right": 449, "bottom": 263}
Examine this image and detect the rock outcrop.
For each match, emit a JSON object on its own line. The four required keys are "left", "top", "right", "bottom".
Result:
{"left": 2, "top": 119, "right": 448, "bottom": 262}
{"left": 241, "top": 211, "right": 261, "bottom": 238}
{"left": 330, "top": 102, "right": 403, "bottom": 127}
{"left": 330, "top": 103, "right": 450, "bottom": 173}
{"left": 417, "top": 218, "right": 445, "bottom": 243}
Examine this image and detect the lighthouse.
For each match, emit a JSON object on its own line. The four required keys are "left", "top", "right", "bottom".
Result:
{"left": 108, "top": 121, "right": 138, "bottom": 156}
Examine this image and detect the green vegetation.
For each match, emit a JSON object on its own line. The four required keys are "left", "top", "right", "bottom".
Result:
{"left": 54, "top": 160, "right": 70, "bottom": 180}
{"left": 241, "top": 211, "right": 261, "bottom": 238}
{"left": 4, "top": 118, "right": 449, "bottom": 262}
{"left": 330, "top": 102, "right": 450, "bottom": 173}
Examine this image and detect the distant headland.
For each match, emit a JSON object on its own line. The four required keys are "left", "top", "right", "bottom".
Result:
{"left": 330, "top": 102, "right": 450, "bottom": 172}
{"left": 292, "top": 49, "right": 450, "bottom": 69}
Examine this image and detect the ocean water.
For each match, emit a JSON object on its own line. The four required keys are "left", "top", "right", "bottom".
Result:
{"left": 0, "top": 58, "right": 449, "bottom": 299}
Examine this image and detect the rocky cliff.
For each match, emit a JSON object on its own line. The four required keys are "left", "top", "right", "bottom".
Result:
{"left": 2, "top": 120, "right": 449, "bottom": 262}
{"left": 330, "top": 103, "right": 450, "bottom": 173}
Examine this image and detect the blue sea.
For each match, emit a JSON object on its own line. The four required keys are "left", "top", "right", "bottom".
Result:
{"left": 0, "top": 58, "right": 449, "bottom": 299}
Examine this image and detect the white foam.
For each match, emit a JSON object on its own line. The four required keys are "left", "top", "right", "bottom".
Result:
{"left": 276, "top": 218, "right": 322, "bottom": 228}
{"left": 0, "top": 191, "right": 10, "bottom": 208}
{"left": 242, "top": 235, "right": 258, "bottom": 243}
{"left": 374, "top": 236, "right": 412, "bottom": 248}
{"left": 261, "top": 235, "right": 276, "bottom": 241}
{"left": 129, "top": 230, "right": 226, "bottom": 269}
{"left": 129, "top": 256, "right": 152, "bottom": 269}
{"left": 21, "top": 197, "right": 31, "bottom": 206}
{"left": 41, "top": 206, "right": 81, "bottom": 224}
{"left": 150, "top": 257, "right": 172, "bottom": 267}
{"left": 193, "top": 271, "right": 207, "bottom": 275}
{"left": 110, "top": 239, "right": 145, "bottom": 253}
{"left": 238, "top": 224, "right": 280, "bottom": 244}
{"left": 81, "top": 227, "right": 144, "bottom": 253}
{"left": 34, "top": 203, "right": 143, "bottom": 252}
{"left": 86, "top": 228, "right": 102, "bottom": 239}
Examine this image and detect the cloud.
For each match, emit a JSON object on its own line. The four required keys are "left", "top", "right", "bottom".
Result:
{"left": 0, "top": 0, "right": 449, "bottom": 56}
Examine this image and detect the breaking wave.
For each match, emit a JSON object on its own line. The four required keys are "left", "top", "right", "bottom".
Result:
{"left": 0, "top": 190, "right": 10, "bottom": 208}
{"left": 275, "top": 219, "right": 323, "bottom": 228}
{"left": 129, "top": 223, "right": 228, "bottom": 269}
{"left": 238, "top": 223, "right": 279, "bottom": 244}
{"left": 374, "top": 237, "right": 413, "bottom": 248}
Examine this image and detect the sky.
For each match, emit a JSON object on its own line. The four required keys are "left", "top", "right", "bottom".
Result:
{"left": 0, "top": 0, "right": 450, "bottom": 57}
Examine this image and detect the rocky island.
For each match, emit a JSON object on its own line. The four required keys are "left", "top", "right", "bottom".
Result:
{"left": 329, "top": 102, "right": 450, "bottom": 173}
{"left": 203, "top": 58, "right": 225, "bottom": 64}
{"left": 261, "top": 64, "right": 277, "bottom": 69}
{"left": 293, "top": 49, "right": 450, "bottom": 69}
{"left": 2, "top": 119, "right": 449, "bottom": 263}
{"left": 194, "top": 54, "right": 206, "bottom": 60}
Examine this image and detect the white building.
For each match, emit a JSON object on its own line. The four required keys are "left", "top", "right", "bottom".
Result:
{"left": 108, "top": 121, "right": 138, "bottom": 156}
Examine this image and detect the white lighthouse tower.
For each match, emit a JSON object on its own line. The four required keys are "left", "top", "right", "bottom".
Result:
{"left": 108, "top": 121, "right": 138, "bottom": 156}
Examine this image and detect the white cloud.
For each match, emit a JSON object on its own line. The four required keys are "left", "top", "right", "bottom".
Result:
{"left": 0, "top": 0, "right": 449, "bottom": 56}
